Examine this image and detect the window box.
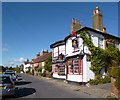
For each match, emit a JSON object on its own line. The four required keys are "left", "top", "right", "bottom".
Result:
{"left": 58, "top": 72, "right": 65, "bottom": 75}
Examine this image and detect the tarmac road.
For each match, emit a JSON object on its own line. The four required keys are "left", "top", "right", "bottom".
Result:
{"left": 2, "top": 73, "right": 99, "bottom": 99}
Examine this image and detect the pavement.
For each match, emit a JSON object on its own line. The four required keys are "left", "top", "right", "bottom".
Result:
{"left": 39, "top": 76, "right": 111, "bottom": 98}
{"left": 2, "top": 73, "right": 111, "bottom": 99}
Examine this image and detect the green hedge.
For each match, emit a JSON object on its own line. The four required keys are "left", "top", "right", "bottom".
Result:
{"left": 110, "top": 67, "right": 120, "bottom": 89}
{"left": 88, "top": 76, "right": 111, "bottom": 85}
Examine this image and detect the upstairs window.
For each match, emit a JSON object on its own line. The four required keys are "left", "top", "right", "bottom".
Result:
{"left": 59, "top": 45, "right": 65, "bottom": 55}
{"left": 98, "top": 37, "right": 103, "bottom": 48}
{"left": 54, "top": 47, "right": 58, "bottom": 57}
{"left": 115, "top": 42, "right": 119, "bottom": 49}
{"left": 86, "top": 55, "right": 91, "bottom": 62}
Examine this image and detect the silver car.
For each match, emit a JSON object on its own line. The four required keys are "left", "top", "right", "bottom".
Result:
{"left": 4, "top": 72, "right": 18, "bottom": 82}
{"left": 0, "top": 75, "right": 15, "bottom": 96}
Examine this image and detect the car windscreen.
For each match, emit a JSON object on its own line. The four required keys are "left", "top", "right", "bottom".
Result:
{"left": 4, "top": 73, "right": 15, "bottom": 76}
{"left": 0, "top": 77, "right": 11, "bottom": 84}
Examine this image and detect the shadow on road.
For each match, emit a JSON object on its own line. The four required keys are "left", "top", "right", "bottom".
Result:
{"left": 2, "top": 87, "right": 36, "bottom": 99}
{"left": 15, "top": 81, "right": 32, "bottom": 85}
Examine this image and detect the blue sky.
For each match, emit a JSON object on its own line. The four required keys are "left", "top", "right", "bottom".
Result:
{"left": 2, "top": 2, "right": 118, "bottom": 67}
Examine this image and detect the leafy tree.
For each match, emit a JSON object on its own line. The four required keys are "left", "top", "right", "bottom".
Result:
{"left": 44, "top": 56, "right": 52, "bottom": 72}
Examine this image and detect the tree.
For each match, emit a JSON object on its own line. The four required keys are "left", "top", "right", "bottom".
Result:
{"left": 44, "top": 56, "right": 52, "bottom": 72}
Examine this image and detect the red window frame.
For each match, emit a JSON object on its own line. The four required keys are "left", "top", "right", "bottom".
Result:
{"left": 54, "top": 64, "right": 58, "bottom": 73}
{"left": 68, "top": 59, "right": 83, "bottom": 75}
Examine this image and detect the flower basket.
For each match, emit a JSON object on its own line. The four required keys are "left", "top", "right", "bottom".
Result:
{"left": 58, "top": 72, "right": 65, "bottom": 75}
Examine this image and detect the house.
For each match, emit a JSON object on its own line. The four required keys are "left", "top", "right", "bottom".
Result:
{"left": 31, "top": 49, "right": 52, "bottom": 73}
{"left": 50, "top": 7, "right": 120, "bottom": 84}
{"left": 23, "top": 59, "right": 32, "bottom": 73}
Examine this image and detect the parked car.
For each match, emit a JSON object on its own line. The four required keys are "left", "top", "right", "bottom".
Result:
{"left": 0, "top": 75, "right": 15, "bottom": 96}
{"left": 5, "top": 70, "right": 13, "bottom": 73}
{"left": 4, "top": 71, "right": 18, "bottom": 82}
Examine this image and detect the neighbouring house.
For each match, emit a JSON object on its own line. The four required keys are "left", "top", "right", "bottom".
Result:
{"left": 19, "top": 64, "right": 24, "bottom": 70}
{"left": 50, "top": 7, "right": 120, "bottom": 84}
{"left": 32, "top": 49, "right": 52, "bottom": 73}
{"left": 23, "top": 59, "right": 32, "bottom": 73}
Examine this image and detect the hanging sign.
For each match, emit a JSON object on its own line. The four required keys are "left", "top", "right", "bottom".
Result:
{"left": 72, "top": 39, "right": 78, "bottom": 48}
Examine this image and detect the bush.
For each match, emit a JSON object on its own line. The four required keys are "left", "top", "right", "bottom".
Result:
{"left": 32, "top": 70, "right": 34, "bottom": 75}
{"left": 88, "top": 76, "right": 111, "bottom": 85}
{"left": 110, "top": 67, "right": 120, "bottom": 89}
{"left": 38, "top": 68, "right": 42, "bottom": 73}
{"left": 41, "top": 71, "right": 46, "bottom": 77}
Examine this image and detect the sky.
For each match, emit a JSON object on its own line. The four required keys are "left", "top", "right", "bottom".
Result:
{"left": 2, "top": 2, "right": 119, "bottom": 67}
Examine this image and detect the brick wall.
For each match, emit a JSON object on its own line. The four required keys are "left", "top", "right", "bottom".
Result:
{"left": 111, "top": 77, "right": 120, "bottom": 98}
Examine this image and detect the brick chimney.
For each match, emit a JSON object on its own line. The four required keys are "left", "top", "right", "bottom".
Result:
{"left": 92, "top": 6, "right": 103, "bottom": 31}
{"left": 27, "top": 59, "right": 29, "bottom": 62}
{"left": 37, "top": 52, "right": 40, "bottom": 57}
{"left": 42, "top": 49, "right": 48, "bottom": 55}
{"left": 71, "top": 18, "right": 81, "bottom": 33}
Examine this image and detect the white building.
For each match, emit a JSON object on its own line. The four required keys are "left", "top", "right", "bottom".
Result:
{"left": 50, "top": 7, "right": 120, "bottom": 84}
{"left": 23, "top": 59, "right": 32, "bottom": 73}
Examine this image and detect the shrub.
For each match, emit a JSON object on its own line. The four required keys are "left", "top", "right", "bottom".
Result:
{"left": 38, "top": 68, "right": 42, "bottom": 73}
{"left": 32, "top": 69, "right": 34, "bottom": 75}
{"left": 88, "top": 76, "right": 111, "bottom": 85}
{"left": 110, "top": 67, "right": 120, "bottom": 89}
{"left": 42, "top": 71, "right": 46, "bottom": 77}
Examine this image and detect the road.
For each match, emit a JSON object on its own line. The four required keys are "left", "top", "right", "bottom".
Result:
{"left": 3, "top": 73, "right": 99, "bottom": 99}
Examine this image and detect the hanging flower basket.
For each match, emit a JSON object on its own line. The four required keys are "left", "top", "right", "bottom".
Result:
{"left": 58, "top": 72, "right": 65, "bottom": 75}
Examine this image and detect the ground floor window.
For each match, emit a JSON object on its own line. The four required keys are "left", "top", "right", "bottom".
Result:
{"left": 54, "top": 64, "right": 58, "bottom": 73}
{"left": 68, "top": 59, "right": 83, "bottom": 75}
{"left": 59, "top": 67, "right": 65, "bottom": 72}
{"left": 69, "top": 65, "right": 73, "bottom": 73}
{"left": 73, "top": 60, "right": 79, "bottom": 74}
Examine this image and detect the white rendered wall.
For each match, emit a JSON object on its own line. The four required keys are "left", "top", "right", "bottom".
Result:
{"left": 67, "top": 75, "right": 82, "bottom": 82}
{"left": 66, "top": 36, "right": 84, "bottom": 57}
{"left": 84, "top": 55, "right": 95, "bottom": 82}
{"left": 59, "top": 45, "right": 65, "bottom": 55}
{"left": 53, "top": 73, "right": 66, "bottom": 79}
{"left": 24, "top": 63, "right": 31, "bottom": 72}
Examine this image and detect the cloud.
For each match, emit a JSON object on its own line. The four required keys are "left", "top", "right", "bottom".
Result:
{"left": 5, "top": 62, "right": 15, "bottom": 67}
{"left": 6, "top": 57, "right": 25, "bottom": 67}
{"left": 2, "top": 48, "right": 8, "bottom": 52}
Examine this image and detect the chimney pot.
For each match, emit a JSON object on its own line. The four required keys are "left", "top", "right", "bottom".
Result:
{"left": 93, "top": 10, "right": 96, "bottom": 15}
{"left": 75, "top": 19, "right": 77, "bottom": 24}
{"left": 77, "top": 20, "right": 79, "bottom": 24}
{"left": 96, "top": 6, "right": 99, "bottom": 9}
{"left": 103, "top": 27, "right": 106, "bottom": 32}
{"left": 72, "top": 18, "right": 74, "bottom": 24}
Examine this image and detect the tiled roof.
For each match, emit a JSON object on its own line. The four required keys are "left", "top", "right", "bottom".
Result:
{"left": 34, "top": 52, "right": 52, "bottom": 63}
{"left": 50, "top": 26, "right": 120, "bottom": 48}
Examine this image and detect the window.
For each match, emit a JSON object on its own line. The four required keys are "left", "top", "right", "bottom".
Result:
{"left": 59, "top": 45, "right": 65, "bottom": 55}
{"left": 116, "top": 42, "right": 119, "bottom": 48}
{"left": 42, "top": 62, "right": 44, "bottom": 66}
{"left": 54, "top": 64, "right": 58, "bottom": 73}
{"left": 98, "top": 37, "right": 103, "bottom": 48}
{"left": 54, "top": 47, "right": 58, "bottom": 57}
{"left": 59, "top": 67, "right": 65, "bottom": 72}
{"left": 69, "top": 65, "right": 73, "bottom": 73}
{"left": 86, "top": 55, "right": 91, "bottom": 62}
{"left": 73, "top": 60, "right": 79, "bottom": 74}
{"left": 68, "top": 59, "right": 83, "bottom": 74}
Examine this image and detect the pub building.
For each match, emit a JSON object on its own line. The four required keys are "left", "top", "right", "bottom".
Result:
{"left": 50, "top": 7, "right": 120, "bottom": 84}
